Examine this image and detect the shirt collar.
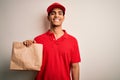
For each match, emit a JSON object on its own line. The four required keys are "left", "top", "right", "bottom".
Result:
{"left": 47, "top": 29, "right": 68, "bottom": 39}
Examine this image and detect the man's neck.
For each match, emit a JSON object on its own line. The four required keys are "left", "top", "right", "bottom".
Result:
{"left": 50, "top": 26, "right": 64, "bottom": 40}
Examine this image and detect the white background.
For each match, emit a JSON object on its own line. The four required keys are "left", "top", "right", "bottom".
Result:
{"left": 0, "top": 0, "right": 120, "bottom": 80}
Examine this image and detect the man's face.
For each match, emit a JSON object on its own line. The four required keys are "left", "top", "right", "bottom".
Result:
{"left": 48, "top": 8, "right": 65, "bottom": 27}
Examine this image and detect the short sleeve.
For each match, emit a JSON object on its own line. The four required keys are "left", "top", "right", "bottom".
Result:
{"left": 71, "top": 39, "right": 81, "bottom": 63}
{"left": 34, "top": 35, "right": 43, "bottom": 44}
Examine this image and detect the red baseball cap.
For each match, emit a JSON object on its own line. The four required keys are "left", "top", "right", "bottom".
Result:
{"left": 47, "top": 2, "right": 66, "bottom": 15}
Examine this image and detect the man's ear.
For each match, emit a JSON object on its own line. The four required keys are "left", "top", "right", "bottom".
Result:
{"left": 47, "top": 16, "right": 50, "bottom": 21}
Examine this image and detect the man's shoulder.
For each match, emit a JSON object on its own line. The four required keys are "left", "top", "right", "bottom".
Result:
{"left": 66, "top": 33, "right": 77, "bottom": 42}
{"left": 34, "top": 31, "right": 49, "bottom": 43}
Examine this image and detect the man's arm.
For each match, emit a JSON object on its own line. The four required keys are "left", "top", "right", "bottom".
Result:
{"left": 71, "top": 63, "right": 80, "bottom": 80}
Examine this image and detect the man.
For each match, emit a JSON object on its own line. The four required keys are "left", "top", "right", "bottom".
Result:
{"left": 23, "top": 2, "right": 81, "bottom": 80}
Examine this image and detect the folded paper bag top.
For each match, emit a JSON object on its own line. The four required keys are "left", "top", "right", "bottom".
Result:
{"left": 10, "top": 42, "right": 43, "bottom": 71}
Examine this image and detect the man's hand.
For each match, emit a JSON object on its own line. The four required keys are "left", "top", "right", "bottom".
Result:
{"left": 23, "top": 40, "right": 36, "bottom": 47}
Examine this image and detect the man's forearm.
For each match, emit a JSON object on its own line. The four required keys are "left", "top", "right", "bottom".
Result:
{"left": 71, "top": 63, "right": 80, "bottom": 80}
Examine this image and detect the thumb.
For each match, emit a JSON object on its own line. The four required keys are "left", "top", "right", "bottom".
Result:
{"left": 33, "top": 40, "right": 36, "bottom": 43}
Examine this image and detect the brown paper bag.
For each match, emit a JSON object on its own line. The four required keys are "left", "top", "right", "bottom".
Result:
{"left": 10, "top": 42, "right": 43, "bottom": 71}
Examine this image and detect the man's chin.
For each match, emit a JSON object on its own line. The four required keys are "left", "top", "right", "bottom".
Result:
{"left": 52, "top": 24, "right": 61, "bottom": 27}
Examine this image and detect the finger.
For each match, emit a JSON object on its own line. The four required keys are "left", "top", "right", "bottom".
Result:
{"left": 27, "top": 40, "right": 33, "bottom": 47}
{"left": 23, "top": 41, "right": 27, "bottom": 45}
{"left": 28, "top": 40, "right": 33, "bottom": 44}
